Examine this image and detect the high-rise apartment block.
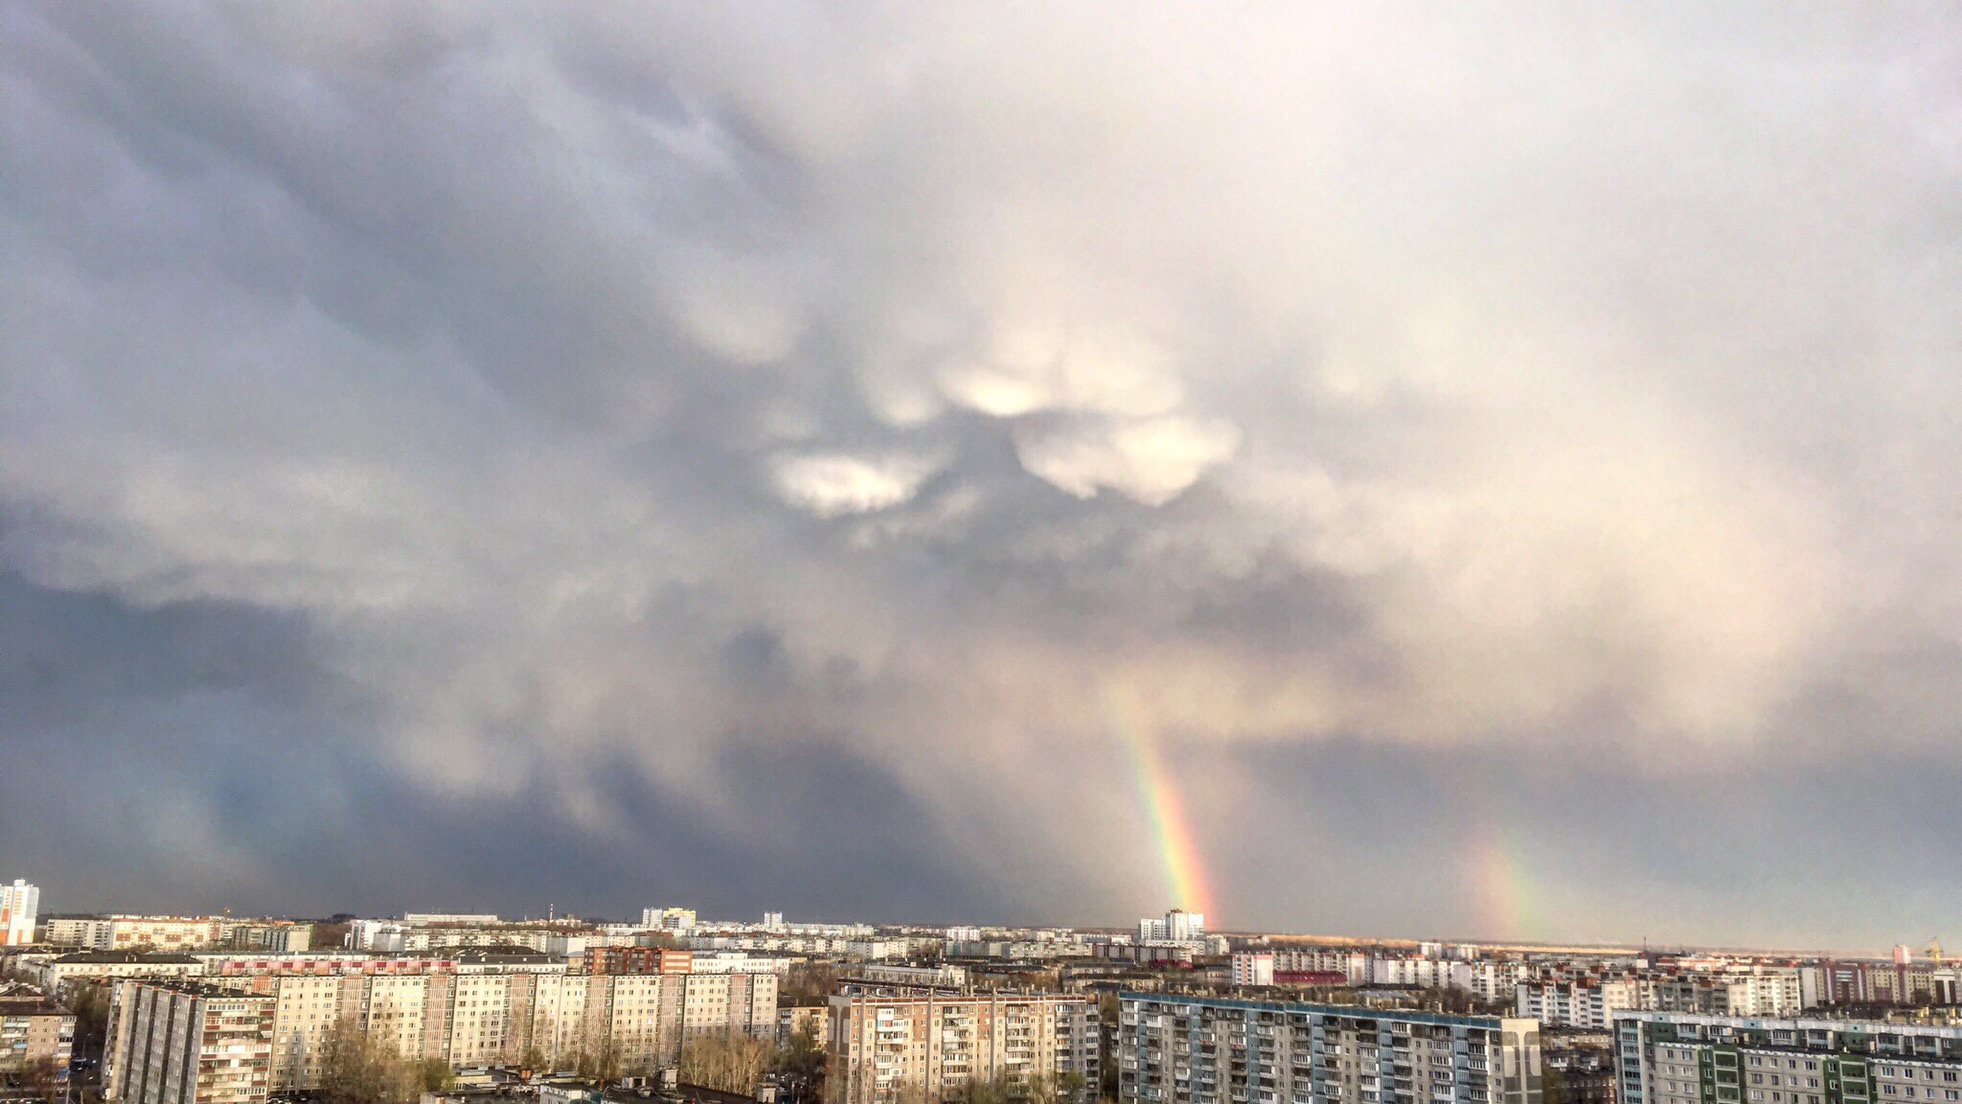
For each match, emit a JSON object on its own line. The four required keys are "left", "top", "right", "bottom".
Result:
{"left": 1118, "top": 993, "right": 1544, "bottom": 1104}
{"left": 828, "top": 989, "right": 1100, "bottom": 1104}
{"left": 1613, "top": 1012, "right": 1962, "bottom": 1104}
{"left": 1, "top": 881, "right": 38, "bottom": 947}
{"left": 103, "top": 982, "right": 275, "bottom": 1104}
{"left": 1139, "top": 910, "right": 1205, "bottom": 944}
{"left": 1233, "top": 953, "right": 1277, "bottom": 987}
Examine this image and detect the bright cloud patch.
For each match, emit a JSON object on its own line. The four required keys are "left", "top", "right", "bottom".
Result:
{"left": 771, "top": 453, "right": 939, "bottom": 517}
{"left": 1016, "top": 417, "right": 1241, "bottom": 506}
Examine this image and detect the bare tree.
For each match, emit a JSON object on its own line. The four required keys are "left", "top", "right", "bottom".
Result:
{"left": 318, "top": 1017, "right": 417, "bottom": 1104}
{"left": 678, "top": 1030, "right": 771, "bottom": 1094}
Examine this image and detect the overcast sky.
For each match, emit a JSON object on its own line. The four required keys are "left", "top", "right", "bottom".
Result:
{"left": 4, "top": 2, "right": 1960, "bottom": 951}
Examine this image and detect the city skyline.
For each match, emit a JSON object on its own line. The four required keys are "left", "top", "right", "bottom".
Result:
{"left": 4, "top": 888, "right": 1951, "bottom": 964}
{"left": 5, "top": 4, "right": 1961, "bottom": 950}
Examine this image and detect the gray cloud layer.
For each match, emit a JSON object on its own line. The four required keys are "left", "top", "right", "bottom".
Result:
{"left": 3, "top": 2, "right": 1959, "bottom": 947}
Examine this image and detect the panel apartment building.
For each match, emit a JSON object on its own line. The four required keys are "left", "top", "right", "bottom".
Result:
{"left": 1517, "top": 981, "right": 1654, "bottom": 1030}
{"left": 102, "top": 982, "right": 275, "bottom": 1104}
{"left": 0, "top": 996, "right": 76, "bottom": 1072}
{"left": 828, "top": 989, "right": 1100, "bottom": 1104}
{"left": 1118, "top": 993, "right": 1544, "bottom": 1104}
{"left": 1, "top": 881, "right": 38, "bottom": 947}
{"left": 102, "top": 965, "right": 776, "bottom": 1098}
{"left": 1614, "top": 1012, "right": 1962, "bottom": 1104}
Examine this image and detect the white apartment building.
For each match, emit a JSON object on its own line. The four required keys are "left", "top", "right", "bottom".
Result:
{"left": 687, "top": 934, "right": 910, "bottom": 959}
{"left": 2, "top": 882, "right": 40, "bottom": 947}
{"left": 31, "top": 950, "right": 206, "bottom": 994}
{"left": 1467, "top": 962, "right": 1531, "bottom": 1003}
{"left": 641, "top": 908, "right": 697, "bottom": 932}
{"left": 850, "top": 964, "right": 971, "bottom": 989}
{"left": 1138, "top": 910, "right": 1205, "bottom": 944}
{"left": 829, "top": 989, "right": 1099, "bottom": 1104}
{"left": 1233, "top": 953, "right": 1276, "bottom": 987}
{"left": 74, "top": 917, "right": 231, "bottom": 952}
{"left": 1517, "top": 981, "right": 1651, "bottom": 1029}
{"left": 1273, "top": 949, "right": 1371, "bottom": 984}
{"left": 1652, "top": 972, "right": 1803, "bottom": 1018}
{"left": 1371, "top": 957, "right": 1474, "bottom": 991}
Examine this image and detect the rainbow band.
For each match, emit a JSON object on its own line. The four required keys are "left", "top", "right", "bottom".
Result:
{"left": 1106, "top": 689, "right": 1215, "bottom": 919}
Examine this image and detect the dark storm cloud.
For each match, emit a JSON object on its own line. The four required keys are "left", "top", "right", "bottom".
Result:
{"left": 0, "top": 569, "right": 991, "bottom": 923}
{"left": 3, "top": 1, "right": 1960, "bottom": 945}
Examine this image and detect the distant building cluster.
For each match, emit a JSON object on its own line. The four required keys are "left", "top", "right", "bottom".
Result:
{"left": 7, "top": 877, "right": 1962, "bottom": 1104}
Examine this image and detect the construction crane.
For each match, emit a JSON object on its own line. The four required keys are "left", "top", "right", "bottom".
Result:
{"left": 1929, "top": 937, "right": 1944, "bottom": 964}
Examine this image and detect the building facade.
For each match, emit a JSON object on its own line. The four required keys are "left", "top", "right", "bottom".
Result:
{"left": 1118, "top": 993, "right": 1544, "bottom": 1104}
{"left": 1517, "top": 982, "right": 1652, "bottom": 1030}
{"left": 103, "top": 982, "right": 275, "bottom": 1104}
{"left": 1651, "top": 975, "right": 1803, "bottom": 1019}
{"left": 1, "top": 881, "right": 38, "bottom": 947}
{"left": 1234, "top": 954, "right": 1278, "bottom": 988}
{"left": 102, "top": 962, "right": 775, "bottom": 1094}
{"left": 828, "top": 989, "right": 1100, "bottom": 1104}
{"left": 1613, "top": 1012, "right": 1962, "bottom": 1104}
{"left": 0, "top": 997, "right": 75, "bottom": 1072}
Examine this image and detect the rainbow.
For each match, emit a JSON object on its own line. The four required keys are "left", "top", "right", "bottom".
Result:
{"left": 1105, "top": 689, "right": 1215, "bottom": 919}
{"left": 1465, "top": 802, "right": 1540, "bottom": 941}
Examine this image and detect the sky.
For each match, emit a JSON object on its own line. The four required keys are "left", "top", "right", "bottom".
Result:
{"left": 2, "top": 2, "right": 1959, "bottom": 952}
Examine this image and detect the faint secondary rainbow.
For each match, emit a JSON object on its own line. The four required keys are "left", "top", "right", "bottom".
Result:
{"left": 1105, "top": 689, "right": 1215, "bottom": 918}
{"left": 1464, "top": 786, "right": 1541, "bottom": 940}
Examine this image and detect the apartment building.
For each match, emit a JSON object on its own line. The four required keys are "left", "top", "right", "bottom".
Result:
{"left": 1517, "top": 981, "right": 1652, "bottom": 1030}
{"left": 62, "top": 917, "right": 233, "bottom": 952}
{"left": 585, "top": 947, "right": 696, "bottom": 975}
{"left": 828, "top": 989, "right": 1100, "bottom": 1104}
{"left": 109, "top": 960, "right": 775, "bottom": 1092}
{"left": 0, "top": 997, "right": 75, "bottom": 1071}
{"left": 780, "top": 1005, "right": 831, "bottom": 1048}
{"left": 31, "top": 951, "right": 205, "bottom": 995}
{"left": 2, "top": 882, "right": 39, "bottom": 947}
{"left": 103, "top": 981, "right": 275, "bottom": 1104}
{"left": 1801, "top": 963, "right": 1962, "bottom": 1008}
{"left": 641, "top": 909, "right": 697, "bottom": 932}
{"left": 687, "top": 934, "right": 910, "bottom": 959}
{"left": 1235, "top": 954, "right": 1278, "bottom": 987}
{"left": 1613, "top": 1012, "right": 1962, "bottom": 1104}
{"left": 1117, "top": 992, "right": 1544, "bottom": 1104}
{"left": 1372, "top": 959, "right": 1475, "bottom": 992}
{"left": 1140, "top": 911, "right": 1206, "bottom": 944}
{"left": 227, "top": 924, "right": 313, "bottom": 954}
{"left": 1467, "top": 964, "right": 1532, "bottom": 1004}
{"left": 1274, "top": 951, "right": 1372, "bottom": 985}
{"left": 44, "top": 918, "right": 109, "bottom": 947}
{"left": 1652, "top": 974, "right": 1803, "bottom": 1019}
{"left": 849, "top": 964, "right": 971, "bottom": 989}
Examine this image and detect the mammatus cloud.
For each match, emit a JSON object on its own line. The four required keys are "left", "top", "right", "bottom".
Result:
{"left": 772, "top": 452, "right": 941, "bottom": 517}
{"left": 3, "top": 1, "right": 1960, "bottom": 944}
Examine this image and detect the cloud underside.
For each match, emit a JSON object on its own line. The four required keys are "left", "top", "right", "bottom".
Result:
{"left": 3, "top": 2, "right": 1960, "bottom": 944}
